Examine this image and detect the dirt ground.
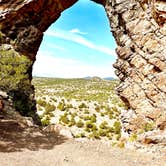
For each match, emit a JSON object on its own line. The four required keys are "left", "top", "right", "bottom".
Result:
{"left": 0, "top": 119, "right": 165, "bottom": 166}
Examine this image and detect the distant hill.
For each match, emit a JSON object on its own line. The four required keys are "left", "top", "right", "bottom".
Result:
{"left": 84, "top": 76, "right": 115, "bottom": 80}
{"left": 83, "top": 76, "right": 103, "bottom": 81}
{"left": 103, "top": 77, "right": 115, "bottom": 80}
{"left": 84, "top": 76, "right": 115, "bottom": 81}
{"left": 84, "top": 76, "right": 92, "bottom": 79}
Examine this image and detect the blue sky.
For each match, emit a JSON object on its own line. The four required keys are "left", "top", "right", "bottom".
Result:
{"left": 33, "top": 0, "right": 117, "bottom": 78}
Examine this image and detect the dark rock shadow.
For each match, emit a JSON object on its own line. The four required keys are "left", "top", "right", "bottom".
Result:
{"left": 0, "top": 120, "right": 68, "bottom": 153}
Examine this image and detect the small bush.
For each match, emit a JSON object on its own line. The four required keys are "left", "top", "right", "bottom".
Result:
{"left": 66, "top": 103, "right": 73, "bottom": 108}
{"left": 98, "top": 129, "right": 107, "bottom": 137}
{"left": 100, "top": 112, "right": 105, "bottom": 117}
{"left": 68, "top": 117, "right": 76, "bottom": 127}
{"left": 51, "top": 98, "right": 57, "bottom": 102}
{"left": 76, "top": 120, "right": 84, "bottom": 128}
{"left": 41, "top": 115, "right": 50, "bottom": 126}
{"left": 90, "top": 114, "right": 96, "bottom": 123}
{"left": 118, "top": 142, "right": 125, "bottom": 148}
{"left": 99, "top": 121, "right": 109, "bottom": 129}
{"left": 85, "top": 121, "right": 97, "bottom": 131}
{"left": 128, "top": 133, "right": 137, "bottom": 142}
{"left": 89, "top": 131, "right": 100, "bottom": 139}
{"left": 108, "top": 113, "right": 114, "bottom": 119}
{"left": 78, "top": 103, "right": 88, "bottom": 108}
{"left": 57, "top": 102, "right": 66, "bottom": 111}
{"left": 144, "top": 122, "right": 154, "bottom": 132}
{"left": 83, "top": 115, "right": 91, "bottom": 121}
{"left": 113, "top": 121, "right": 121, "bottom": 134}
{"left": 116, "top": 133, "right": 121, "bottom": 140}
{"left": 95, "top": 106, "right": 100, "bottom": 112}
{"left": 86, "top": 121, "right": 94, "bottom": 129}
{"left": 75, "top": 132, "right": 86, "bottom": 138}
{"left": 45, "top": 103, "right": 56, "bottom": 113}
{"left": 37, "top": 99, "right": 47, "bottom": 107}
{"left": 84, "top": 109, "right": 90, "bottom": 114}
{"left": 59, "top": 114, "right": 69, "bottom": 124}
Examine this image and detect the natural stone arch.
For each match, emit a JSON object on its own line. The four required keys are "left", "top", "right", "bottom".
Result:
{"left": 0, "top": 0, "right": 166, "bottom": 129}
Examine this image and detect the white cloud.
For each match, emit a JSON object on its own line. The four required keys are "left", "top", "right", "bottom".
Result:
{"left": 45, "top": 28, "right": 116, "bottom": 56}
{"left": 45, "top": 43, "right": 66, "bottom": 52}
{"left": 70, "top": 28, "right": 87, "bottom": 35}
{"left": 32, "top": 51, "right": 116, "bottom": 78}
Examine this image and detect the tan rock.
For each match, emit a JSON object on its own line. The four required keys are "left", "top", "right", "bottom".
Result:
{"left": 0, "top": 100, "right": 4, "bottom": 112}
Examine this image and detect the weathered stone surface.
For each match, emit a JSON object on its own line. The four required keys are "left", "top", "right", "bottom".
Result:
{"left": 140, "top": 130, "right": 166, "bottom": 145}
{"left": 107, "top": 0, "right": 166, "bottom": 131}
{"left": 0, "top": 100, "right": 4, "bottom": 112}
{"left": 0, "top": 0, "right": 165, "bottom": 131}
{"left": 43, "top": 124, "right": 73, "bottom": 138}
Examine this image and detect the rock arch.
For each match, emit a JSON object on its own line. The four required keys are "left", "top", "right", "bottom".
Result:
{"left": 0, "top": 0, "right": 166, "bottom": 129}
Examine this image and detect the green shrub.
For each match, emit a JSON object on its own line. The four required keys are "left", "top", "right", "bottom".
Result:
{"left": 116, "top": 133, "right": 121, "bottom": 140}
{"left": 128, "top": 133, "right": 137, "bottom": 142}
{"left": 100, "top": 112, "right": 105, "bottom": 117}
{"left": 78, "top": 102, "right": 88, "bottom": 108}
{"left": 85, "top": 121, "right": 97, "bottom": 131}
{"left": 41, "top": 115, "right": 50, "bottom": 126}
{"left": 113, "top": 121, "right": 121, "bottom": 134}
{"left": 37, "top": 105, "right": 43, "bottom": 111}
{"left": 144, "top": 122, "right": 154, "bottom": 132}
{"left": 107, "top": 134, "right": 113, "bottom": 140}
{"left": 59, "top": 114, "right": 69, "bottom": 124}
{"left": 84, "top": 109, "right": 90, "bottom": 114}
{"left": 68, "top": 117, "right": 76, "bottom": 127}
{"left": 118, "top": 142, "right": 125, "bottom": 148}
{"left": 75, "top": 132, "right": 86, "bottom": 138}
{"left": 95, "top": 106, "right": 100, "bottom": 112}
{"left": 89, "top": 131, "right": 100, "bottom": 139}
{"left": 108, "top": 113, "right": 114, "bottom": 119}
{"left": 51, "top": 98, "right": 57, "bottom": 102}
{"left": 83, "top": 115, "right": 91, "bottom": 121}
{"left": 86, "top": 121, "right": 94, "bottom": 129}
{"left": 57, "top": 102, "right": 66, "bottom": 111}
{"left": 66, "top": 103, "right": 73, "bottom": 108}
{"left": 37, "top": 99, "right": 47, "bottom": 107}
{"left": 98, "top": 129, "right": 107, "bottom": 137}
{"left": 111, "top": 106, "right": 119, "bottom": 112}
{"left": 90, "top": 114, "right": 96, "bottom": 123}
{"left": 45, "top": 103, "right": 56, "bottom": 112}
{"left": 84, "top": 128, "right": 91, "bottom": 132}
{"left": 99, "top": 121, "right": 109, "bottom": 129}
{"left": 73, "top": 112, "right": 78, "bottom": 116}
{"left": 76, "top": 120, "right": 84, "bottom": 128}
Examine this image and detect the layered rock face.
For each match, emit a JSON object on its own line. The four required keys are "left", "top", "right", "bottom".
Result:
{"left": 0, "top": 0, "right": 165, "bottom": 129}
{"left": 107, "top": 0, "right": 166, "bottom": 131}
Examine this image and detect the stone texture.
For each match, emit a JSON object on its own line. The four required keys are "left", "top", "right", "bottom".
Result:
{"left": 0, "top": 0, "right": 166, "bottom": 131}
{"left": 107, "top": 0, "right": 166, "bottom": 132}
{"left": 0, "top": 100, "right": 4, "bottom": 112}
{"left": 139, "top": 130, "right": 166, "bottom": 145}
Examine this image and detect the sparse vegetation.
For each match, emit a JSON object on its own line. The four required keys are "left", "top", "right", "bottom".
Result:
{"left": 33, "top": 77, "right": 126, "bottom": 143}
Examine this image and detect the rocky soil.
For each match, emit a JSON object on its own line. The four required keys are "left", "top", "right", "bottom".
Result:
{"left": 0, "top": 110, "right": 165, "bottom": 166}
{"left": 0, "top": 118, "right": 165, "bottom": 166}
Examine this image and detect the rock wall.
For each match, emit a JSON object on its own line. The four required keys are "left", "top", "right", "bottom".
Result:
{"left": 0, "top": 0, "right": 165, "bottom": 129}
{"left": 106, "top": 0, "right": 166, "bottom": 131}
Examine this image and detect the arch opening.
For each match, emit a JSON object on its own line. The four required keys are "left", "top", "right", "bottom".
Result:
{"left": 32, "top": 1, "right": 128, "bottom": 137}
{"left": 33, "top": 0, "right": 117, "bottom": 79}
